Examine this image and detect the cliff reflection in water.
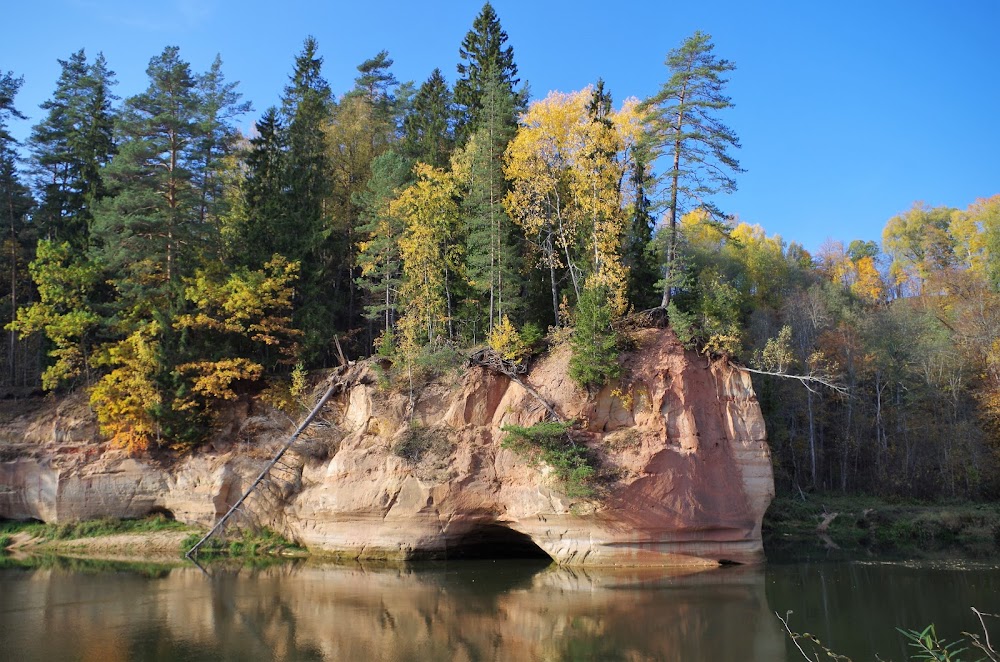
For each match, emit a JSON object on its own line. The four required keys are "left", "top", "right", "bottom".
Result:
{"left": 0, "top": 559, "right": 784, "bottom": 661}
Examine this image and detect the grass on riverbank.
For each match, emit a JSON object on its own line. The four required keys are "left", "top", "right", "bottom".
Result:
{"left": 0, "top": 513, "right": 189, "bottom": 545}
{"left": 180, "top": 527, "right": 305, "bottom": 558}
{"left": 764, "top": 494, "right": 1000, "bottom": 560}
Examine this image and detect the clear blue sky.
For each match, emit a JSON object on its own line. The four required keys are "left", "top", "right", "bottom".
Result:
{"left": 3, "top": 0, "right": 998, "bottom": 252}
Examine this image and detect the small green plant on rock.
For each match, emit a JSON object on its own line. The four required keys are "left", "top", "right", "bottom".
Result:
{"left": 501, "top": 420, "right": 596, "bottom": 497}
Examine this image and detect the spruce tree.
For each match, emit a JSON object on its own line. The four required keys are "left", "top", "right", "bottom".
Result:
{"left": 280, "top": 37, "right": 334, "bottom": 357}
{"left": 461, "top": 66, "right": 519, "bottom": 337}
{"left": 624, "top": 155, "right": 660, "bottom": 310}
{"left": 569, "top": 283, "right": 621, "bottom": 389}
{"left": 234, "top": 106, "right": 288, "bottom": 268}
{"left": 354, "top": 149, "right": 412, "bottom": 343}
{"left": 282, "top": 35, "right": 332, "bottom": 256}
{"left": 402, "top": 69, "right": 454, "bottom": 168}
{"left": 454, "top": 2, "right": 525, "bottom": 142}
{"left": 29, "top": 50, "right": 117, "bottom": 247}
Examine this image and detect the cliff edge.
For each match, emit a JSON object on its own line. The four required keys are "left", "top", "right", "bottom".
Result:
{"left": 0, "top": 328, "right": 774, "bottom": 566}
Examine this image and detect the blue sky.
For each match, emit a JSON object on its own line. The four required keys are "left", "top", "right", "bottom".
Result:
{"left": 3, "top": 0, "right": 998, "bottom": 252}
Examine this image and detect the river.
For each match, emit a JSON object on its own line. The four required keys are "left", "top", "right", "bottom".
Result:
{"left": 1, "top": 556, "right": 997, "bottom": 661}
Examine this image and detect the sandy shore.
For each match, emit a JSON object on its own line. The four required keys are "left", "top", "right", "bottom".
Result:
{"left": 5, "top": 530, "right": 191, "bottom": 563}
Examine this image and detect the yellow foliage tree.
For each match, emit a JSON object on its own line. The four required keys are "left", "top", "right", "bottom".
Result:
{"left": 173, "top": 254, "right": 302, "bottom": 409}
{"left": 89, "top": 323, "right": 162, "bottom": 454}
{"left": 487, "top": 314, "right": 527, "bottom": 363}
{"left": 391, "top": 163, "right": 460, "bottom": 351}
{"left": 504, "top": 86, "right": 638, "bottom": 318}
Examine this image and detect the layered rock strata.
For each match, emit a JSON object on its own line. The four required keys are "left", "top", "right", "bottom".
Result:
{"left": 0, "top": 329, "right": 774, "bottom": 566}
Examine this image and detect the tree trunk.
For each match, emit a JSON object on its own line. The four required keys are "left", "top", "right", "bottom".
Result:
{"left": 660, "top": 87, "right": 686, "bottom": 309}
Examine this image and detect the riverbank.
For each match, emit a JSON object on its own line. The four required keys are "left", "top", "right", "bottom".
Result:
{"left": 763, "top": 494, "right": 1000, "bottom": 561}
{"left": 0, "top": 515, "right": 310, "bottom": 562}
{"left": 5, "top": 495, "right": 1000, "bottom": 564}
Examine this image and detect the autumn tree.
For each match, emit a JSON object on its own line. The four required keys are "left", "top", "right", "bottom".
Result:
{"left": 392, "top": 163, "right": 460, "bottom": 348}
{"left": 641, "top": 31, "right": 742, "bottom": 309}
{"left": 882, "top": 202, "right": 956, "bottom": 296}
{"left": 8, "top": 240, "right": 100, "bottom": 389}
{"left": 504, "top": 86, "right": 638, "bottom": 322}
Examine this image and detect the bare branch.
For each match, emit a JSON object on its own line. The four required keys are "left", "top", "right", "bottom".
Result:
{"left": 739, "top": 364, "right": 849, "bottom": 395}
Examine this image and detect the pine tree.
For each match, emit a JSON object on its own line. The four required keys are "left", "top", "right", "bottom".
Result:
{"left": 0, "top": 71, "right": 27, "bottom": 144}
{"left": 91, "top": 46, "right": 203, "bottom": 317}
{"left": 641, "top": 31, "right": 742, "bottom": 309}
{"left": 194, "top": 54, "right": 250, "bottom": 246}
{"left": 454, "top": 2, "right": 525, "bottom": 143}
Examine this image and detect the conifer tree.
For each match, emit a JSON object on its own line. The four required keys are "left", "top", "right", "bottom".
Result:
{"left": 641, "top": 31, "right": 742, "bottom": 309}
{"left": 232, "top": 106, "right": 288, "bottom": 268}
{"left": 457, "top": 66, "right": 518, "bottom": 336}
{"left": 355, "top": 150, "right": 413, "bottom": 340}
{"left": 454, "top": 2, "right": 525, "bottom": 142}
{"left": 0, "top": 72, "right": 35, "bottom": 387}
{"left": 402, "top": 69, "right": 454, "bottom": 169}
{"left": 194, "top": 54, "right": 250, "bottom": 245}
{"left": 282, "top": 36, "right": 332, "bottom": 247}
{"left": 91, "top": 46, "right": 203, "bottom": 317}
{"left": 280, "top": 36, "right": 334, "bottom": 355}
{"left": 624, "top": 154, "right": 660, "bottom": 309}
{"left": 29, "top": 50, "right": 117, "bottom": 247}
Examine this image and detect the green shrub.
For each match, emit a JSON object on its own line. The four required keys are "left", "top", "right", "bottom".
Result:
{"left": 501, "top": 421, "right": 596, "bottom": 498}
{"left": 182, "top": 527, "right": 302, "bottom": 557}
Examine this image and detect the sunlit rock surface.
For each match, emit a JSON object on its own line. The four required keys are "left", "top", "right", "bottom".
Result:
{"left": 0, "top": 328, "right": 774, "bottom": 566}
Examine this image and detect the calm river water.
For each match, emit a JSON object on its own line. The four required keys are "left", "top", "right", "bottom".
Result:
{"left": 1, "top": 556, "right": 998, "bottom": 661}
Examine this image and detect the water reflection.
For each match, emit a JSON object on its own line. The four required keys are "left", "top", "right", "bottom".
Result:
{"left": 0, "top": 558, "right": 784, "bottom": 661}
{"left": 767, "top": 560, "right": 1000, "bottom": 662}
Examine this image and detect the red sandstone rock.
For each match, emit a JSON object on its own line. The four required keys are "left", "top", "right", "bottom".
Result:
{"left": 0, "top": 328, "right": 773, "bottom": 566}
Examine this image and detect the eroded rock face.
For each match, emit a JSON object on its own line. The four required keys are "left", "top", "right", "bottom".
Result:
{"left": 288, "top": 329, "right": 773, "bottom": 565}
{"left": 0, "top": 329, "right": 774, "bottom": 566}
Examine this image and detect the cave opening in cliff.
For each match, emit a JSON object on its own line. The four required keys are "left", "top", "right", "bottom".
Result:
{"left": 446, "top": 523, "right": 552, "bottom": 560}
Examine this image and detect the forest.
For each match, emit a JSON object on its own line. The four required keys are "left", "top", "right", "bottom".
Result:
{"left": 1, "top": 3, "right": 998, "bottom": 499}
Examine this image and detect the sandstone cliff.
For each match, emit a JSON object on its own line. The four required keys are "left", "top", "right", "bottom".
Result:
{"left": 0, "top": 329, "right": 774, "bottom": 566}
